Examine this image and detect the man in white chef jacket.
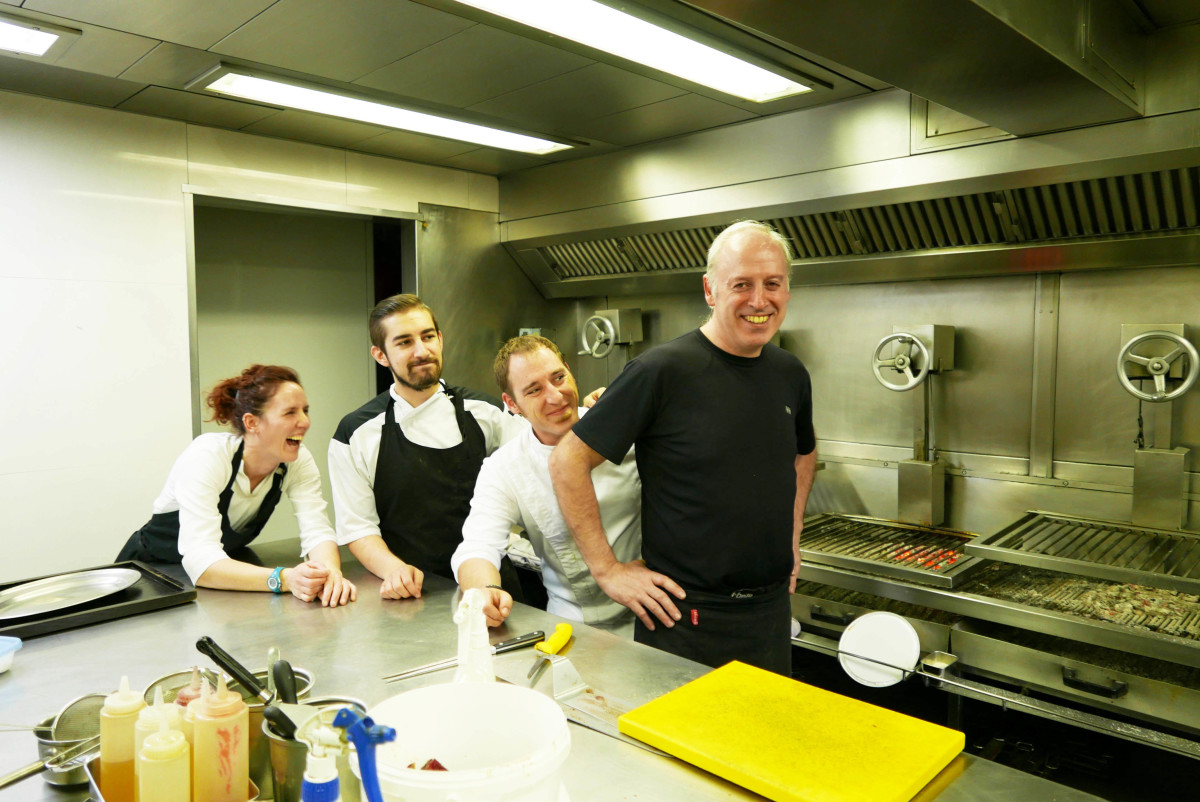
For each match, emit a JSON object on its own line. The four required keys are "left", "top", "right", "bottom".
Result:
{"left": 328, "top": 294, "right": 528, "bottom": 599}
{"left": 452, "top": 335, "right": 640, "bottom": 634}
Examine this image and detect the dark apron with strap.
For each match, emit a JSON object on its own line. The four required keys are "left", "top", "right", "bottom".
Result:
{"left": 634, "top": 580, "right": 792, "bottom": 675}
{"left": 372, "top": 389, "right": 490, "bottom": 581}
{"left": 117, "top": 442, "right": 286, "bottom": 564}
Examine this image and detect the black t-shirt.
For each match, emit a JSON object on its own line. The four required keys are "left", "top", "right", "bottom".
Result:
{"left": 572, "top": 329, "right": 816, "bottom": 593}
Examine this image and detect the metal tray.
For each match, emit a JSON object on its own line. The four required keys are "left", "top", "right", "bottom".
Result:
{"left": 0, "top": 561, "right": 195, "bottom": 639}
{"left": 0, "top": 567, "right": 139, "bottom": 620}
{"left": 966, "top": 511, "right": 1200, "bottom": 595}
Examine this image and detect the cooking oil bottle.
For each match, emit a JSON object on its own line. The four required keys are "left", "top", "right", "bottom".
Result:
{"left": 138, "top": 719, "right": 190, "bottom": 802}
{"left": 191, "top": 675, "right": 249, "bottom": 802}
{"left": 100, "top": 675, "right": 146, "bottom": 802}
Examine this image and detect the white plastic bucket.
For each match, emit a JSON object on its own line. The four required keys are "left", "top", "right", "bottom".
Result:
{"left": 355, "top": 682, "right": 570, "bottom": 802}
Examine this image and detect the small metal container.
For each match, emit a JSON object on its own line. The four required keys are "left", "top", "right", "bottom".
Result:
{"left": 225, "top": 666, "right": 314, "bottom": 800}
{"left": 34, "top": 716, "right": 90, "bottom": 787}
{"left": 265, "top": 696, "right": 367, "bottom": 802}
{"left": 85, "top": 757, "right": 259, "bottom": 801}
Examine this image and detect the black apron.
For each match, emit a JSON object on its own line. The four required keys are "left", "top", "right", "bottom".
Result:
{"left": 117, "top": 442, "right": 286, "bottom": 564}
{"left": 372, "top": 389, "right": 487, "bottom": 579}
{"left": 634, "top": 580, "right": 792, "bottom": 675}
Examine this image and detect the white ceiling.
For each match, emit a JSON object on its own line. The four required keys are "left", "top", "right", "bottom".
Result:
{"left": 1, "top": 0, "right": 1197, "bottom": 176}
{"left": 0, "top": 0, "right": 873, "bottom": 174}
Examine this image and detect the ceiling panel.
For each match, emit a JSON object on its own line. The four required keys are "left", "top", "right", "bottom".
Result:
{"left": 440, "top": 148, "right": 548, "bottom": 175}
{"left": 0, "top": 7, "right": 159, "bottom": 76}
{"left": 1137, "top": 0, "right": 1200, "bottom": 27}
{"left": 24, "top": 0, "right": 277, "bottom": 50}
{"left": 210, "top": 0, "right": 475, "bottom": 83}
{"left": 355, "top": 23, "right": 593, "bottom": 108}
{"left": 117, "top": 85, "right": 278, "bottom": 129}
{"left": 0, "top": 55, "right": 143, "bottom": 107}
{"left": 467, "top": 62, "right": 686, "bottom": 133}
{"left": 349, "top": 128, "right": 479, "bottom": 162}
{"left": 576, "top": 92, "right": 757, "bottom": 147}
{"left": 119, "top": 43, "right": 221, "bottom": 88}
{"left": 243, "top": 109, "right": 391, "bottom": 148}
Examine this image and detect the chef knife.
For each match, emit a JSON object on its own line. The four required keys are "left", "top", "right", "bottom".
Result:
{"left": 380, "top": 630, "right": 545, "bottom": 683}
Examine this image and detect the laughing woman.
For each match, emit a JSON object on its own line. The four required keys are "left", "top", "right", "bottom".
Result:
{"left": 117, "top": 365, "right": 357, "bottom": 606}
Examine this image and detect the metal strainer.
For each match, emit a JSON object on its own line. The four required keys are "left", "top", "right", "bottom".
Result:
{"left": 0, "top": 692, "right": 107, "bottom": 789}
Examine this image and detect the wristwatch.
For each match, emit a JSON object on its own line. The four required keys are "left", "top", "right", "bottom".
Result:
{"left": 267, "top": 566, "right": 285, "bottom": 594}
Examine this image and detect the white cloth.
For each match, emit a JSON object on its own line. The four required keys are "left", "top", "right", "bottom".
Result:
{"left": 452, "top": 412, "right": 640, "bottom": 623}
{"left": 147, "top": 432, "right": 336, "bottom": 584}
{"left": 328, "top": 382, "right": 527, "bottom": 546}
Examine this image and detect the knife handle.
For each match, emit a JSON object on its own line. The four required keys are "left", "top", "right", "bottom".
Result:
{"left": 494, "top": 630, "right": 545, "bottom": 654}
{"left": 536, "top": 623, "right": 573, "bottom": 655}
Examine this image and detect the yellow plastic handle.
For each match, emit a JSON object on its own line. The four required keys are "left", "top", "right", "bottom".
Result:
{"left": 535, "top": 623, "right": 573, "bottom": 655}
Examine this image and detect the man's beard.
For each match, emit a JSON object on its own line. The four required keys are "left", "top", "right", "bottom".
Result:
{"left": 394, "top": 359, "right": 442, "bottom": 391}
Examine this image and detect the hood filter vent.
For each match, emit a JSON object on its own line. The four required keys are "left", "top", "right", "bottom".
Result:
{"left": 537, "top": 166, "right": 1200, "bottom": 281}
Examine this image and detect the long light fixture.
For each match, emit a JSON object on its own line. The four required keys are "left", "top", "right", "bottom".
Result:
{"left": 451, "top": 0, "right": 811, "bottom": 103}
{"left": 0, "top": 12, "right": 79, "bottom": 58}
{"left": 190, "top": 67, "right": 573, "bottom": 156}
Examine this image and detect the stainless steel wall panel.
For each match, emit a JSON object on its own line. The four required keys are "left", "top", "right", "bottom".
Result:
{"left": 415, "top": 204, "right": 571, "bottom": 396}
{"left": 1054, "top": 267, "right": 1200, "bottom": 467}
{"left": 796, "top": 276, "right": 1036, "bottom": 458}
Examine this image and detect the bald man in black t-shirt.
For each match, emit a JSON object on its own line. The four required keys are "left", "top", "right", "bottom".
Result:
{"left": 550, "top": 221, "right": 817, "bottom": 674}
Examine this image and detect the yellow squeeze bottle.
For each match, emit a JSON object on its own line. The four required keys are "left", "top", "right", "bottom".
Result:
{"left": 138, "top": 719, "right": 190, "bottom": 802}
{"left": 100, "top": 675, "right": 146, "bottom": 802}
{"left": 134, "top": 687, "right": 181, "bottom": 800}
{"left": 191, "top": 675, "right": 249, "bottom": 802}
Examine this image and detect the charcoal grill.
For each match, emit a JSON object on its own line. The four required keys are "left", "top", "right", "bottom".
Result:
{"left": 799, "top": 512, "right": 984, "bottom": 588}
{"left": 966, "top": 511, "right": 1200, "bottom": 595}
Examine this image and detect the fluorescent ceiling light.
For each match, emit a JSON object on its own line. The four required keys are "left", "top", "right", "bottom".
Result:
{"left": 452, "top": 0, "right": 811, "bottom": 103}
{"left": 0, "top": 15, "right": 62, "bottom": 56}
{"left": 198, "top": 70, "right": 572, "bottom": 155}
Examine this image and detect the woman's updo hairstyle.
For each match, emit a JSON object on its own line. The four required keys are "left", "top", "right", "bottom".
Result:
{"left": 206, "top": 365, "right": 302, "bottom": 434}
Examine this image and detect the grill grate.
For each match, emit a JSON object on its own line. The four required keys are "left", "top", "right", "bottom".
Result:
{"left": 967, "top": 512, "right": 1200, "bottom": 595}
{"left": 799, "top": 513, "right": 982, "bottom": 588}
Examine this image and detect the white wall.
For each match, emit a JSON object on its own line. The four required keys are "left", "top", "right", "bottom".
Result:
{"left": 0, "top": 89, "right": 499, "bottom": 582}
{"left": 194, "top": 205, "right": 376, "bottom": 547}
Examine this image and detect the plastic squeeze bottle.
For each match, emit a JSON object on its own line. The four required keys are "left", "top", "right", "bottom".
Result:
{"left": 173, "top": 667, "right": 204, "bottom": 709}
{"left": 133, "top": 687, "right": 182, "bottom": 800}
{"left": 191, "top": 675, "right": 249, "bottom": 802}
{"left": 100, "top": 675, "right": 146, "bottom": 802}
{"left": 138, "top": 719, "right": 190, "bottom": 802}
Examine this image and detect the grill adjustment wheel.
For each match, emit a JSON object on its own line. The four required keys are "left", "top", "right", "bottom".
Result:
{"left": 579, "top": 314, "right": 616, "bottom": 359}
{"left": 1117, "top": 330, "right": 1199, "bottom": 402}
{"left": 872, "top": 332, "right": 931, "bottom": 392}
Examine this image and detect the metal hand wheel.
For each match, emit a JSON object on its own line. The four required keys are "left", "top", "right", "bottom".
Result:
{"left": 1117, "top": 330, "right": 1199, "bottom": 402}
{"left": 579, "top": 314, "right": 616, "bottom": 359}
{"left": 872, "top": 332, "right": 930, "bottom": 391}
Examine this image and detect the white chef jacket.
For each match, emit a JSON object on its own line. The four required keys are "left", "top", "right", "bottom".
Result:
{"left": 328, "top": 382, "right": 527, "bottom": 546}
{"left": 147, "top": 433, "right": 336, "bottom": 584}
{"left": 452, "top": 411, "right": 641, "bottom": 628}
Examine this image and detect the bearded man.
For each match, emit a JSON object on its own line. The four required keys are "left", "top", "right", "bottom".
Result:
{"left": 328, "top": 294, "right": 526, "bottom": 598}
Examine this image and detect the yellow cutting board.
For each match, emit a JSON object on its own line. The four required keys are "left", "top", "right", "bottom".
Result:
{"left": 618, "top": 661, "right": 964, "bottom": 802}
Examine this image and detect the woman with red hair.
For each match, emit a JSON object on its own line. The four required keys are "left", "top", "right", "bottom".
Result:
{"left": 118, "top": 365, "right": 356, "bottom": 606}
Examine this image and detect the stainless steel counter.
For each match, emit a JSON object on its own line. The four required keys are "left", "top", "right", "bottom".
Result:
{"left": 0, "top": 542, "right": 1103, "bottom": 801}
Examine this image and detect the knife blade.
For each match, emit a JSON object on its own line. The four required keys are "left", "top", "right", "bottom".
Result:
{"left": 381, "top": 630, "right": 545, "bottom": 682}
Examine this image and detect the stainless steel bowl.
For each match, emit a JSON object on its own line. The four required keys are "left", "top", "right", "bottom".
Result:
{"left": 34, "top": 716, "right": 90, "bottom": 787}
